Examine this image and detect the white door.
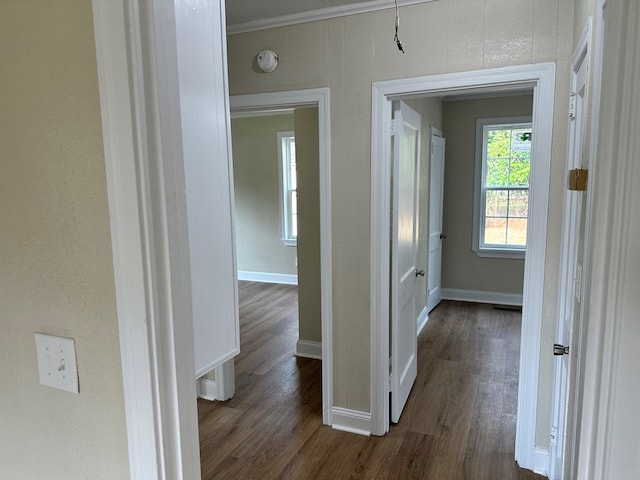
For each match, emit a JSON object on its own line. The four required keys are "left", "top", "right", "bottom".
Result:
{"left": 549, "top": 40, "right": 589, "bottom": 480}
{"left": 390, "top": 101, "right": 421, "bottom": 423}
{"left": 427, "top": 130, "right": 446, "bottom": 313}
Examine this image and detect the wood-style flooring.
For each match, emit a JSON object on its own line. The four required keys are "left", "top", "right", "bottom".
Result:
{"left": 198, "top": 282, "right": 545, "bottom": 480}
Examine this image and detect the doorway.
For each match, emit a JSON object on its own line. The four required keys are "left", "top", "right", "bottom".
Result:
{"left": 224, "top": 89, "right": 333, "bottom": 425}
{"left": 371, "top": 63, "right": 556, "bottom": 472}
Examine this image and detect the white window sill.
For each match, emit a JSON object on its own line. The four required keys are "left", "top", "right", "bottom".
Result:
{"left": 282, "top": 239, "right": 297, "bottom": 247}
{"left": 473, "top": 247, "right": 525, "bottom": 260}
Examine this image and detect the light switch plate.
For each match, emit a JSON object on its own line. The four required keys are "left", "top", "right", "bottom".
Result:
{"left": 34, "top": 333, "right": 79, "bottom": 394}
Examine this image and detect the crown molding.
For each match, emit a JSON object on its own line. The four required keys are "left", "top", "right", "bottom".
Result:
{"left": 227, "top": 0, "right": 436, "bottom": 35}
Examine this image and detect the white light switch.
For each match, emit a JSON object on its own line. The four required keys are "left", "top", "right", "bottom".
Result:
{"left": 35, "top": 333, "right": 79, "bottom": 394}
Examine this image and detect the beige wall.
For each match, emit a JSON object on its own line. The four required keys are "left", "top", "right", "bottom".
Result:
{"left": 295, "top": 108, "right": 322, "bottom": 344}
{"left": 228, "top": 1, "right": 573, "bottom": 442}
{"left": 404, "top": 98, "right": 444, "bottom": 316}
{"left": 441, "top": 95, "right": 533, "bottom": 295}
{"left": 0, "top": 1, "right": 129, "bottom": 478}
{"left": 232, "top": 114, "right": 298, "bottom": 275}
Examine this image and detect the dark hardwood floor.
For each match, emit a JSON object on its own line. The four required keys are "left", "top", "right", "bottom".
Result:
{"left": 198, "top": 282, "right": 545, "bottom": 479}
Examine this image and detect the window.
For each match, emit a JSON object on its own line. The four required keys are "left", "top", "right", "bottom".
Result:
{"left": 278, "top": 132, "right": 297, "bottom": 246}
{"left": 473, "top": 117, "right": 532, "bottom": 258}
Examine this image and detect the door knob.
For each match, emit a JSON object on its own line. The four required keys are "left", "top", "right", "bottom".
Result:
{"left": 415, "top": 269, "right": 425, "bottom": 277}
{"left": 440, "top": 233, "right": 447, "bottom": 239}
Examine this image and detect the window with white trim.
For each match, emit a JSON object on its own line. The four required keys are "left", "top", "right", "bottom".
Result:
{"left": 473, "top": 118, "right": 532, "bottom": 258}
{"left": 277, "top": 132, "right": 297, "bottom": 246}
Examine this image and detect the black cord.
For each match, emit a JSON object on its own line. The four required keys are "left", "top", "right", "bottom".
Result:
{"left": 394, "top": 0, "right": 405, "bottom": 53}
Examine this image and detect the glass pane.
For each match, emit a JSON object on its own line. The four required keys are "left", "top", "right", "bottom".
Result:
{"left": 484, "top": 217, "right": 507, "bottom": 245}
{"left": 290, "top": 191, "right": 297, "bottom": 238}
{"left": 509, "top": 158, "right": 530, "bottom": 186}
{"left": 289, "top": 140, "right": 297, "bottom": 190}
{"left": 485, "top": 190, "right": 508, "bottom": 217}
{"left": 486, "top": 158, "right": 510, "bottom": 187}
{"left": 508, "top": 190, "right": 529, "bottom": 217}
{"left": 511, "top": 129, "right": 532, "bottom": 155}
{"left": 507, "top": 218, "right": 527, "bottom": 245}
{"left": 486, "top": 128, "right": 511, "bottom": 159}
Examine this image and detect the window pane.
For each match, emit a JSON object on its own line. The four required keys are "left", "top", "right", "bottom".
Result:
{"left": 485, "top": 190, "right": 508, "bottom": 217}
{"left": 509, "top": 158, "right": 530, "bottom": 186}
{"left": 484, "top": 217, "right": 507, "bottom": 245}
{"left": 289, "top": 140, "right": 297, "bottom": 190}
{"left": 290, "top": 191, "right": 297, "bottom": 238}
{"left": 486, "top": 129, "right": 511, "bottom": 159}
{"left": 507, "top": 218, "right": 527, "bottom": 245}
{"left": 486, "top": 158, "right": 510, "bottom": 187}
{"left": 508, "top": 190, "right": 529, "bottom": 217}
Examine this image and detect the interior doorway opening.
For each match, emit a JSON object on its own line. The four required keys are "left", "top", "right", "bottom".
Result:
{"left": 371, "top": 64, "right": 556, "bottom": 473}
{"left": 197, "top": 89, "right": 333, "bottom": 427}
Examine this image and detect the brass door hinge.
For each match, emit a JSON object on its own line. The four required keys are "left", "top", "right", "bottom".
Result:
{"left": 568, "top": 169, "right": 588, "bottom": 191}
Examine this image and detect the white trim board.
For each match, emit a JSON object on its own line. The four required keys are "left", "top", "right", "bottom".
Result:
{"left": 237, "top": 271, "right": 298, "bottom": 285}
{"left": 296, "top": 340, "right": 322, "bottom": 360}
{"left": 417, "top": 306, "right": 429, "bottom": 335}
{"left": 441, "top": 288, "right": 523, "bottom": 307}
{"left": 534, "top": 448, "right": 549, "bottom": 477}
{"left": 331, "top": 407, "right": 372, "bottom": 436}
{"left": 370, "top": 63, "right": 556, "bottom": 475}
{"left": 227, "top": 0, "right": 438, "bottom": 35}
{"left": 230, "top": 89, "right": 333, "bottom": 428}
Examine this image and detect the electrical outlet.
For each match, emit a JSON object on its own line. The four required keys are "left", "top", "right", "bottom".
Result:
{"left": 34, "top": 333, "right": 79, "bottom": 394}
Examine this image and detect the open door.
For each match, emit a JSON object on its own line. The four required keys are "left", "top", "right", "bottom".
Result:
{"left": 390, "top": 101, "right": 421, "bottom": 423}
{"left": 549, "top": 31, "right": 590, "bottom": 479}
{"left": 427, "top": 129, "right": 446, "bottom": 313}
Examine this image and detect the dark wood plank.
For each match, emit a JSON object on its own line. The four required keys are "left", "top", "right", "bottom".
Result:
{"left": 198, "top": 285, "right": 545, "bottom": 480}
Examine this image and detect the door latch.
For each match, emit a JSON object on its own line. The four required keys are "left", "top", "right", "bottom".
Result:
{"left": 553, "top": 343, "right": 569, "bottom": 356}
{"left": 415, "top": 269, "right": 425, "bottom": 277}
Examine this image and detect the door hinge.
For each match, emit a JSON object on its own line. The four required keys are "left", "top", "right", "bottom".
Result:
{"left": 568, "top": 168, "right": 588, "bottom": 191}
{"left": 569, "top": 91, "right": 576, "bottom": 119}
{"left": 554, "top": 343, "right": 570, "bottom": 356}
{"left": 390, "top": 118, "right": 400, "bottom": 137}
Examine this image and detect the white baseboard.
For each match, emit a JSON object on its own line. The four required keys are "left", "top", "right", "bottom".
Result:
{"left": 417, "top": 306, "right": 429, "bottom": 335}
{"left": 295, "top": 340, "right": 322, "bottom": 360}
{"left": 533, "top": 447, "right": 549, "bottom": 476}
{"left": 441, "top": 288, "right": 523, "bottom": 306}
{"left": 331, "top": 407, "right": 371, "bottom": 436}
{"left": 197, "top": 378, "right": 218, "bottom": 401}
{"left": 237, "top": 271, "right": 298, "bottom": 285}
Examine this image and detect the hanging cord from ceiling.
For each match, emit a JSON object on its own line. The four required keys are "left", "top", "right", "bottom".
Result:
{"left": 394, "top": 0, "right": 405, "bottom": 53}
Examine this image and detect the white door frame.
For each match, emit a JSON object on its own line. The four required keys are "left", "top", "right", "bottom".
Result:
{"left": 92, "top": 0, "right": 231, "bottom": 478}
{"left": 370, "top": 63, "right": 556, "bottom": 472}
{"left": 549, "top": 19, "right": 591, "bottom": 480}
{"left": 229, "top": 89, "right": 334, "bottom": 426}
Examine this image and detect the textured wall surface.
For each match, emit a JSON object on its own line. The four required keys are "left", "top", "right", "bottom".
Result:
{"left": 227, "top": 1, "right": 573, "bottom": 444}
{"left": 0, "top": 1, "right": 129, "bottom": 478}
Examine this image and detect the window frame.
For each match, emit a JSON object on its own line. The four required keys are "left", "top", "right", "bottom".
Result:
{"left": 473, "top": 116, "right": 532, "bottom": 259}
{"left": 277, "top": 131, "right": 297, "bottom": 246}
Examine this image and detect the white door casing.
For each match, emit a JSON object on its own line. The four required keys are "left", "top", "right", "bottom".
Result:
{"left": 229, "top": 89, "right": 333, "bottom": 426}
{"left": 371, "top": 64, "right": 556, "bottom": 473}
{"left": 549, "top": 20, "right": 591, "bottom": 480}
{"left": 390, "top": 101, "right": 421, "bottom": 423}
{"left": 427, "top": 129, "right": 446, "bottom": 313}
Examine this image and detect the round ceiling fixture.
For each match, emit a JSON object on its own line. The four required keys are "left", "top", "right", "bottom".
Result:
{"left": 256, "top": 49, "right": 280, "bottom": 73}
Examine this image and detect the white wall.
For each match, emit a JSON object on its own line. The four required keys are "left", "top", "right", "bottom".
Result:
{"left": 0, "top": 1, "right": 129, "bottom": 478}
